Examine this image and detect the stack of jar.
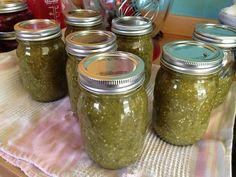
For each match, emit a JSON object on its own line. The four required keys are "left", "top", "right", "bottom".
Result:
{"left": 14, "top": 10, "right": 154, "bottom": 169}
{"left": 0, "top": 0, "right": 33, "bottom": 52}
{"left": 13, "top": 7, "right": 236, "bottom": 169}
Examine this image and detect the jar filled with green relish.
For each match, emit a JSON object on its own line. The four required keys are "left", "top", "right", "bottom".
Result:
{"left": 65, "top": 30, "right": 116, "bottom": 115}
{"left": 193, "top": 23, "right": 236, "bottom": 107}
{"left": 14, "top": 19, "right": 67, "bottom": 102}
{"left": 64, "top": 9, "right": 104, "bottom": 38}
{"left": 153, "top": 41, "right": 223, "bottom": 146}
{"left": 78, "top": 52, "right": 148, "bottom": 169}
{"left": 111, "top": 16, "right": 153, "bottom": 86}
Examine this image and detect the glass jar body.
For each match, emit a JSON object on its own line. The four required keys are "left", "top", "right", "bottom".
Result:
{"left": 78, "top": 86, "right": 148, "bottom": 169}
{"left": 214, "top": 48, "right": 235, "bottom": 107}
{"left": 66, "top": 54, "right": 82, "bottom": 115}
{"left": 116, "top": 34, "right": 153, "bottom": 86}
{"left": 153, "top": 66, "right": 219, "bottom": 145}
{"left": 64, "top": 23, "right": 104, "bottom": 38}
{"left": 0, "top": 38, "right": 18, "bottom": 52}
{"left": 0, "top": 9, "right": 33, "bottom": 32}
{"left": 16, "top": 37, "right": 67, "bottom": 102}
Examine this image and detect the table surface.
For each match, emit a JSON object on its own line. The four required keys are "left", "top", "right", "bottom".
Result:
{"left": 0, "top": 33, "right": 190, "bottom": 177}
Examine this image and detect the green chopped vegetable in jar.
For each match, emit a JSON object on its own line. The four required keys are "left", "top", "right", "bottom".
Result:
{"left": 78, "top": 52, "right": 148, "bottom": 169}
{"left": 66, "top": 54, "right": 81, "bottom": 113}
{"left": 15, "top": 19, "right": 67, "bottom": 102}
{"left": 112, "top": 16, "right": 153, "bottom": 86}
{"left": 153, "top": 67, "right": 218, "bottom": 145}
{"left": 79, "top": 87, "right": 148, "bottom": 169}
{"left": 153, "top": 40, "right": 223, "bottom": 145}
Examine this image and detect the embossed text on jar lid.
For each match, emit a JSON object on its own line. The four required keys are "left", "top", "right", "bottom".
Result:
{"left": 0, "top": 0, "right": 27, "bottom": 13}
{"left": 162, "top": 40, "right": 223, "bottom": 75}
{"left": 193, "top": 23, "right": 236, "bottom": 48}
{"left": 78, "top": 51, "right": 145, "bottom": 94}
{"left": 65, "top": 9, "right": 102, "bottom": 27}
{"left": 66, "top": 30, "right": 117, "bottom": 57}
{"left": 14, "top": 19, "right": 61, "bottom": 41}
{"left": 111, "top": 16, "right": 152, "bottom": 36}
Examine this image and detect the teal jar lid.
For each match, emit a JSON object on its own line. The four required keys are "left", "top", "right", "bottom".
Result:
{"left": 162, "top": 40, "right": 223, "bottom": 75}
{"left": 193, "top": 23, "right": 236, "bottom": 48}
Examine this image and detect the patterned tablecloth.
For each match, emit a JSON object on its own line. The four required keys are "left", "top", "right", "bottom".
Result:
{"left": 0, "top": 50, "right": 235, "bottom": 177}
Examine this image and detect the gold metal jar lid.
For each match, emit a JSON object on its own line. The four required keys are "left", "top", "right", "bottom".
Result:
{"left": 14, "top": 19, "right": 61, "bottom": 41}
{"left": 0, "top": 0, "right": 27, "bottom": 13}
{"left": 66, "top": 30, "right": 117, "bottom": 57}
{"left": 78, "top": 51, "right": 145, "bottom": 94}
{"left": 64, "top": 9, "right": 102, "bottom": 27}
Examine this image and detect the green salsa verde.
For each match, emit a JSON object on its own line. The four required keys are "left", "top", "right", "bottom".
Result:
{"left": 66, "top": 54, "right": 81, "bottom": 114}
{"left": 64, "top": 24, "right": 104, "bottom": 38}
{"left": 116, "top": 34, "right": 153, "bottom": 86}
{"left": 153, "top": 67, "right": 218, "bottom": 145}
{"left": 16, "top": 37, "right": 67, "bottom": 102}
{"left": 65, "top": 30, "right": 117, "bottom": 115}
{"left": 77, "top": 51, "right": 148, "bottom": 169}
{"left": 214, "top": 72, "right": 234, "bottom": 107}
{"left": 15, "top": 19, "right": 67, "bottom": 102}
{"left": 78, "top": 86, "right": 148, "bottom": 169}
{"left": 152, "top": 41, "right": 223, "bottom": 145}
{"left": 112, "top": 16, "right": 153, "bottom": 86}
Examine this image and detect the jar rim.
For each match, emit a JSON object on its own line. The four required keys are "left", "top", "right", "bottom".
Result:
{"left": 193, "top": 23, "right": 236, "bottom": 48}
{"left": 162, "top": 40, "right": 223, "bottom": 75}
{"left": 14, "top": 19, "right": 61, "bottom": 41}
{"left": 0, "top": 31, "right": 16, "bottom": 40}
{"left": 65, "top": 9, "right": 102, "bottom": 27}
{"left": 65, "top": 30, "right": 117, "bottom": 57}
{"left": 111, "top": 16, "right": 152, "bottom": 36}
{"left": 0, "top": 0, "right": 27, "bottom": 13}
{"left": 78, "top": 51, "right": 145, "bottom": 94}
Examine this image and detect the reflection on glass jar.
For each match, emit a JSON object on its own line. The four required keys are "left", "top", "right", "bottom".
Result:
{"left": 153, "top": 41, "right": 223, "bottom": 145}
{"left": 78, "top": 52, "right": 148, "bottom": 169}
{"left": 64, "top": 9, "right": 104, "bottom": 38}
{"left": 15, "top": 19, "right": 67, "bottom": 102}
{"left": 193, "top": 23, "right": 236, "bottom": 107}
{"left": 65, "top": 30, "right": 116, "bottom": 115}
{"left": 112, "top": 16, "right": 153, "bottom": 86}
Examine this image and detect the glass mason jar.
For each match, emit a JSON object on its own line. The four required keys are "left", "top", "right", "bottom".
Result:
{"left": 77, "top": 52, "right": 148, "bottom": 169}
{"left": 153, "top": 41, "right": 223, "bottom": 146}
{"left": 0, "top": 0, "right": 33, "bottom": 32}
{"left": 65, "top": 30, "right": 117, "bottom": 115}
{"left": 14, "top": 19, "right": 67, "bottom": 102}
{"left": 0, "top": 31, "right": 18, "bottom": 52}
{"left": 64, "top": 9, "right": 104, "bottom": 38}
{"left": 111, "top": 16, "right": 153, "bottom": 86}
{"left": 193, "top": 23, "right": 236, "bottom": 107}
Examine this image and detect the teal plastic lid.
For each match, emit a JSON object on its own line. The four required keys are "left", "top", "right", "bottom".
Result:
{"left": 162, "top": 40, "right": 223, "bottom": 75}
{"left": 193, "top": 23, "right": 236, "bottom": 48}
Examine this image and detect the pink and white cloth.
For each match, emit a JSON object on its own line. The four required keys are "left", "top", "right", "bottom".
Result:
{"left": 0, "top": 51, "right": 235, "bottom": 177}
